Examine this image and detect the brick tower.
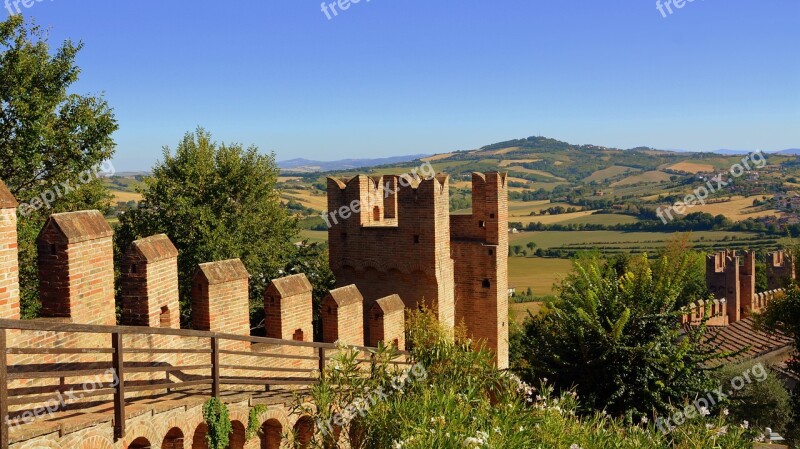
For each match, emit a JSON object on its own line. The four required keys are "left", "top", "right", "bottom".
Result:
{"left": 450, "top": 173, "right": 509, "bottom": 368}
{"left": 767, "top": 250, "right": 795, "bottom": 290}
{"left": 706, "top": 250, "right": 740, "bottom": 323}
{"left": 327, "top": 171, "right": 508, "bottom": 367}
{"left": 739, "top": 251, "right": 756, "bottom": 318}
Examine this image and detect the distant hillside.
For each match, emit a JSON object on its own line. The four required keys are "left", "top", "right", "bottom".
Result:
{"left": 279, "top": 154, "right": 429, "bottom": 173}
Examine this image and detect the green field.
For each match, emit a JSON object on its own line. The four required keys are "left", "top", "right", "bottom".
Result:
{"left": 298, "top": 230, "right": 328, "bottom": 243}
{"left": 509, "top": 230, "right": 778, "bottom": 251}
{"left": 508, "top": 257, "right": 573, "bottom": 295}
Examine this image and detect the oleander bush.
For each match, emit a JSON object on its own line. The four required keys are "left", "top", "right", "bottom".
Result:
{"left": 288, "top": 309, "right": 760, "bottom": 448}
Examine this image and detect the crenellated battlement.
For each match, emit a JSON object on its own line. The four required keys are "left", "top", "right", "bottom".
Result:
{"left": 767, "top": 250, "right": 795, "bottom": 290}
{"left": 0, "top": 176, "right": 405, "bottom": 353}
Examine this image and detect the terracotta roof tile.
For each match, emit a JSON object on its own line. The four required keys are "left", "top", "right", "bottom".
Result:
{"left": 705, "top": 317, "right": 792, "bottom": 364}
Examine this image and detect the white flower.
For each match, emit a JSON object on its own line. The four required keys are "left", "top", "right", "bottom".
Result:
{"left": 721, "top": 408, "right": 729, "bottom": 416}
{"left": 698, "top": 406, "right": 710, "bottom": 416}
{"left": 640, "top": 416, "right": 649, "bottom": 424}
{"left": 570, "top": 444, "right": 583, "bottom": 449}
{"left": 741, "top": 420, "right": 749, "bottom": 429}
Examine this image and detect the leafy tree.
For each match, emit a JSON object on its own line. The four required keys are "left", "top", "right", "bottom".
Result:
{"left": 711, "top": 361, "right": 791, "bottom": 435}
{"left": 0, "top": 16, "right": 117, "bottom": 318}
{"left": 512, "top": 248, "right": 724, "bottom": 419}
{"left": 755, "top": 285, "right": 800, "bottom": 441}
{"left": 116, "top": 129, "right": 299, "bottom": 328}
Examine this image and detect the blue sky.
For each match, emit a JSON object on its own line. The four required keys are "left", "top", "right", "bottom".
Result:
{"left": 10, "top": 0, "right": 800, "bottom": 171}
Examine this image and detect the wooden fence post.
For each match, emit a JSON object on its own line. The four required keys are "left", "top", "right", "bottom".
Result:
{"left": 112, "top": 333, "right": 126, "bottom": 441}
{"left": 211, "top": 336, "right": 220, "bottom": 398}
{"left": 0, "top": 329, "right": 8, "bottom": 449}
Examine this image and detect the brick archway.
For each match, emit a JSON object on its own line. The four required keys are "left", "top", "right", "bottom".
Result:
{"left": 229, "top": 420, "right": 246, "bottom": 449}
{"left": 191, "top": 423, "right": 209, "bottom": 449}
{"left": 293, "top": 416, "right": 314, "bottom": 449}
{"left": 260, "top": 419, "right": 282, "bottom": 449}
{"left": 128, "top": 437, "right": 151, "bottom": 449}
{"left": 162, "top": 427, "right": 185, "bottom": 449}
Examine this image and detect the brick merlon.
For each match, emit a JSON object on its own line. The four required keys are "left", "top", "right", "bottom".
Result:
{"left": 0, "top": 179, "right": 17, "bottom": 208}
{"left": 37, "top": 210, "right": 113, "bottom": 244}
{"left": 267, "top": 273, "right": 312, "bottom": 297}
{"left": 372, "top": 294, "right": 404, "bottom": 314}
{"left": 325, "top": 284, "right": 363, "bottom": 307}
{"left": 128, "top": 234, "right": 178, "bottom": 262}
{"left": 195, "top": 258, "right": 250, "bottom": 284}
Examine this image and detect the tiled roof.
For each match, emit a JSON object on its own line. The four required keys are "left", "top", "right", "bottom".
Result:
{"left": 704, "top": 317, "right": 793, "bottom": 365}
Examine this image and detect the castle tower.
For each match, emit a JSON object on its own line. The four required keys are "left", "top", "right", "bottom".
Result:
{"left": 327, "top": 174, "right": 455, "bottom": 329}
{"left": 450, "top": 173, "right": 509, "bottom": 369}
{"left": 0, "top": 180, "right": 19, "bottom": 320}
{"left": 326, "top": 171, "right": 508, "bottom": 368}
{"left": 739, "top": 250, "right": 756, "bottom": 318}
{"left": 706, "top": 250, "right": 740, "bottom": 323}
{"left": 767, "top": 250, "right": 795, "bottom": 290}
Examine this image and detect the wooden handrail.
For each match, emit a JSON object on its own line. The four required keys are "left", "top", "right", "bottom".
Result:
{"left": 0, "top": 318, "right": 411, "bottom": 448}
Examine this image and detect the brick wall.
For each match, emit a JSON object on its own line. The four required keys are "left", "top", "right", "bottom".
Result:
{"left": 264, "top": 273, "right": 313, "bottom": 342}
{"left": 37, "top": 211, "right": 116, "bottom": 326}
{"left": 120, "top": 234, "right": 180, "bottom": 328}
{"left": 321, "top": 285, "right": 364, "bottom": 346}
{"left": 0, "top": 180, "right": 19, "bottom": 320}
{"left": 368, "top": 294, "right": 405, "bottom": 350}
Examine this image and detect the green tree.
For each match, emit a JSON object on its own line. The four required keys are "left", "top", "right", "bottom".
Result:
{"left": 0, "top": 16, "right": 117, "bottom": 318}
{"left": 512, "top": 249, "right": 724, "bottom": 418}
{"left": 116, "top": 129, "right": 299, "bottom": 328}
{"left": 756, "top": 285, "right": 800, "bottom": 441}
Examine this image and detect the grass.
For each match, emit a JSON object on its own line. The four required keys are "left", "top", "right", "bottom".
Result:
{"left": 668, "top": 195, "right": 782, "bottom": 221}
{"left": 110, "top": 189, "right": 142, "bottom": 203}
{"left": 508, "top": 256, "right": 572, "bottom": 295}
{"left": 610, "top": 170, "right": 672, "bottom": 186}
{"left": 583, "top": 166, "right": 639, "bottom": 183}
{"left": 666, "top": 161, "right": 715, "bottom": 173}
{"left": 509, "top": 230, "right": 767, "bottom": 250}
{"left": 556, "top": 213, "right": 640, "bottom": 226}
{"left": 298, "top": 230, "right": 328, "bottom": 243}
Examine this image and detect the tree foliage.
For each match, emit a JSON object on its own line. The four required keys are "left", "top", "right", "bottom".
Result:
{"left": 511, "top": 241, "right": 723, "bottom": 419}
{"left": 0, "top": 15, "right": 117, "bottom": 317}
{"left": 116, "top": 128, "right": 300, "bottom": 327}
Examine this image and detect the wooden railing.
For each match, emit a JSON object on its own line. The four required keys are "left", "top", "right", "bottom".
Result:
{"left": 0, "top": 319, "right": 407, "bottom": 448}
